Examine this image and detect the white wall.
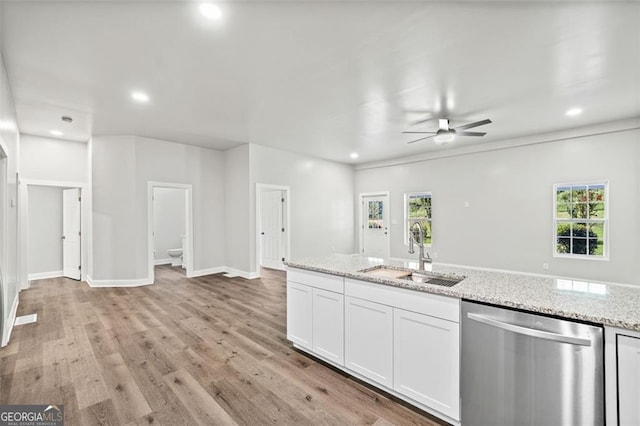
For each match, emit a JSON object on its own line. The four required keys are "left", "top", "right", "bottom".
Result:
{"left": 19, "top": 135, "right": 88, "bottom": 182}
{"left": 91, "top": 135, "right": 226, "bottom": 282}
{"left": 153, "top": 187, "right": 186, "bottom": 263}
{"left": 224, "top": 144, "right": 250, "bottom": 273}
{"left": 27, "top": 185, "right": 63, "bottom": 276}
{"left": 355, "top": 124, "right": 640, "bottom": 284}
{"left": 0, "top": 50, "right": 21, "bottom": 346}
{"left": 249, "top": 144, "right": 355, "bottom": 274}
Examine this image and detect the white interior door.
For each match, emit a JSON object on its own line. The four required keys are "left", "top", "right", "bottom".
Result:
{"left": 260, "top": 190, "right": 284, "bottom": 269}
{"left": 62, "top": 188, "right": 81, "bottom": 280}
{"left": 362, "top": 194, "right": 390, "bottom": 258}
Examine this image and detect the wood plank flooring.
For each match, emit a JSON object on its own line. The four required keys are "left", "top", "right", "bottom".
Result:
{"left": 0, "top": 266, "right": 446, "bottom": 425}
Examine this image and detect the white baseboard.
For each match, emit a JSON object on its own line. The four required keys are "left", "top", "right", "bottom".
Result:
{"left": 28, "top": 270, "right": 63, "bottom": 281}
{"left": 224, "top": 267, "right": 260, "bottom": 280}
{"left": 83, "top": 265, "right": 259, "bottom": 288}
{"left": 188, "top": 266, "right": 226, "bottom": 278}
{"left": 85, "top": 275, "right": 154, "bottom": 288}
{"left": 188, "top": 266, "right": 259, "bottom": 280}
{"left": 1, "top": 294, "right": 19, "bottom": 347}
{"left": 154, "top": 258, "right": 172, "bottom": 266}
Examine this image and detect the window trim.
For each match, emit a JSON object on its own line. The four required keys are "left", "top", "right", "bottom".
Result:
{"left": 552, "top": 181, "right": 609, "bottom": 261}
{"left": 404, "top": 192, "right": 432, "bottom": 246}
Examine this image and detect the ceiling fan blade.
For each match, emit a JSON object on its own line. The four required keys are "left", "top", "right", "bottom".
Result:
{"left": 407, "top": 135, "right": 436, "bottom": 144}
{"left": 402, "top": 131, "right": 437, "bottom": 134}
{"left": 457, "top": 131, "right": 486, "bottom": 137}
{"left": 455, "top": 119, "right": 492, "bottom": 131}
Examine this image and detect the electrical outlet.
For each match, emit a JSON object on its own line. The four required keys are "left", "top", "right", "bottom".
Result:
{"left": 542, "top": 263, "right": 549, "bottom": 270}
{"left": 464, "top": 201, "right": 470, "bottom": 208}
{"left": 433, "top": 252, "right": 438, "bottom": 259}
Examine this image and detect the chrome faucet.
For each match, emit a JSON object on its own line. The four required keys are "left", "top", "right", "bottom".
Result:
{"left": 408, "top": 221, "right": 432, "bottom": 271}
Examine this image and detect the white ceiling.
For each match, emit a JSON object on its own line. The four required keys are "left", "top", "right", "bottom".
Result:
{"left": 2, "top": 1, "right": 639, "bottom": 164}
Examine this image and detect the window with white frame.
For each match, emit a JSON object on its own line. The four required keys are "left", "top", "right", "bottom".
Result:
{"left": 554, "top": 182, "right": 607, "bottom": 258}
{"left": 405, "top": 192, "right": 432, "bottom": 245}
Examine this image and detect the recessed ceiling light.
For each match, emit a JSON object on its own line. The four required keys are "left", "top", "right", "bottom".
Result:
{"left": 199, "top": 3, "right": 222, "bottom": 20}
{"left": 566, "top": 107, "right": 583, "bottom": 117}
{"left": 50, "top": 130, "right": 63, "bottom": 136}
{"left": 350, "top": 152, "right": 359, "bottom": 159}
{"left": 131, "top": 91, "right": 150, "bottom": 103}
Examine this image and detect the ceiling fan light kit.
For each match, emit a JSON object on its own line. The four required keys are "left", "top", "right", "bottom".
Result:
{"left": 404, "top": 117, "right": 492, "bottom": 145}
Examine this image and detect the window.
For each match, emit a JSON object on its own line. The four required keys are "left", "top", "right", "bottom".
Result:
{"left": 368, "top": 200, "right": 384, "bottom": 229}
{"left": 405, "top": 192, "right": 432, "bottom": 245}
{"left": 554, "top": 182, "right": 607, "bottom": 259}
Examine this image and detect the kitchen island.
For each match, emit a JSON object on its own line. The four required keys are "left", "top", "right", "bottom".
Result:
{"left": 285, "top": 254, "right": 640, "bottom": 425}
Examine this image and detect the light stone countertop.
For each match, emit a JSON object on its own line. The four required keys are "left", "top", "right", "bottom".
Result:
{"left": 285, "top": 254, "right": 640, "bottom": 331}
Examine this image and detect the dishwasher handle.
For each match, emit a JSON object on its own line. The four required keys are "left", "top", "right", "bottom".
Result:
{"left": 466, "top": 312, "right": 592, "bottom": 347}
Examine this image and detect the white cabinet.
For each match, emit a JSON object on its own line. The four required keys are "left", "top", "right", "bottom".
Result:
{"left": 312, "top": 288, "right": 344, "bottom": 365}
{"left": 286, "top": 281, "right": 313, "bottom": 350}
{"left": 618, "top": 335, "right": 640, "bottom": 425}
{"left": 287, "top": 268, "right": 344, "bottom": 365}
{"left": 393, "top": 308, "right": 460, "bottom": 420}
{"left": 344, "top": 296, "right": 394, "bottom": 388}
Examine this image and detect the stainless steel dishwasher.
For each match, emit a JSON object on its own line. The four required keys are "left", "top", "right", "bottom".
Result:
{"left": 461, "top": 301, "right": 604, "bottom": 426}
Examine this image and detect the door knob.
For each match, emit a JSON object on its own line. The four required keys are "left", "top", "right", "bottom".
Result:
{"left": 61, "top": 236, "right": 66, "bottom": 240}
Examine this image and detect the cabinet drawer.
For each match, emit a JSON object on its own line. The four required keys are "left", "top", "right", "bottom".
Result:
{"left": 287, "top": 268, "right": 344, "bottom": 293}
{"left": 345, "top": 278, "right": 459, "bottom": 323}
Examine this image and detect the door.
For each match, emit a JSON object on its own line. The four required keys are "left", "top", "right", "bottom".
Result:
{"left": 394, "top": 308, "right": 460, "bottom": 420}
{"left": 260, "top": 190, "right": 284, "bottom": 269}
{"left": 62, "top": 188, "right": 81, "bottom": 280}
{"left": 344, "top": 296, "right": 393, "bottom": 388}
{"left": 312, "top": 288, "right": 344, "bottom": 365}
{"left": 362, "top": 194, "right": 389, "bottom": 258}
{"left": 618, "top": 335, "right": 640, "bottom": 425}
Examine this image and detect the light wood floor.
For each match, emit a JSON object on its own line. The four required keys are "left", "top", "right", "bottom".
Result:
{"left": 0, "top": 266, "right": 446, "bottom": 425}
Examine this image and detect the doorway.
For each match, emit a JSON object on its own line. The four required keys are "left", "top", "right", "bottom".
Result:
{"left": 147, "top": 182, "right": 193, "bottom": 281}
{"left": 256, "top": 184, "right": 290, "bottom": 271}
{"left": 360, "top": 192, "right": 390, "bottom": 258}
{"left": 26, "top": 184, "right": 82, "bottom": 281}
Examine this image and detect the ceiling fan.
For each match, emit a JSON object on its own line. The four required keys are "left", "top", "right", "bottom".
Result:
{"left": 403, "top": 118, "right": 492, "bottom": 145}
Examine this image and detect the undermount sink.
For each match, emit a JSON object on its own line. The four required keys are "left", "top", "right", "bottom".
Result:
{"left": 358, "top": 265, "right": 464, "bottom": 287}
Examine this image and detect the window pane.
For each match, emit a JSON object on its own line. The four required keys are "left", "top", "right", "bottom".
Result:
{"left": 571, "top": 203, "right": 588, "bottom": 218}
{"left": 407, "top": 220, "right": 432, "bottom": 245}
{"left": 556, "top": 203, "right": 571, "bottom": 219}
{"left": 557, "top": 238, "right": 571, "bottom": 253}
{"left": 572, "top": 223, "right": 588, "bottom": 237}
{"left": 589, "top": 185, "right": 605, "bottom": 202}
{"left": 589, "top": 202, "right": 605, "bottom": 219}
{"left": 368, "top": 201, "right": 384, "bottom": 229}
{"left": 408, "top": 195, "right": 431, "bottom": 219}
{"left": 556, "top": 223, "right": 571, "bottom": 237}
{"left": 556, "top": 187, "right": 571, "bottom": 203}
{"left": 572, "top": 238, "right": 587, "bottom": 254}
{"left": 572, "top": 186, "right": 587, "bottom": 203}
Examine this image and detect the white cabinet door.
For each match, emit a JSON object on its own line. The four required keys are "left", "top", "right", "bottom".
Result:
{"left": 393, "top": 308, "right": 460, "bottom": 420}
{"left": 345, "top": 296, "right": 393, "bottom": 388}
{"left": 286, "top": 281, "right": 312, "bottom": 350}
{"left": 618, "top": 335, "right": 640, "bottom": 426}
{"left": 312, "top": 288, "right": 344, "bottom": 365}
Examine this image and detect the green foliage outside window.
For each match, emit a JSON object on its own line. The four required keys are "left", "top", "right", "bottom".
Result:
{"left": 407, "top": 193, "right": 432, "bottom": 245}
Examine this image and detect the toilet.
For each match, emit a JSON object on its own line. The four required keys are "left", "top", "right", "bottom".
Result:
{"left": 167, "top": 248, "right": 183, "bottom": 267}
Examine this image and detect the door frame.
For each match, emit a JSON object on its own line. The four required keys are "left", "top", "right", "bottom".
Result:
{"left": 358, "top": 191, "right": 391, "bottom": 258}
{"left": 147, "top": 182, "right": 194, "bottom": 281}
{"left": 20, "top": 179, "right": 88, "bottom": 289}
{"left": 255, "top": 183, "right": 290, "bottom": 274}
